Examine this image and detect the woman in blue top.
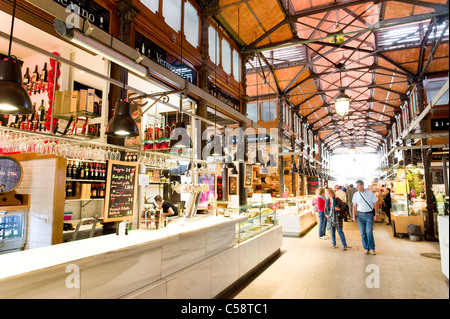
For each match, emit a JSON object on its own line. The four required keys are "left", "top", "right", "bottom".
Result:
{"left": 325, "top": 188, "right": 348, "bottom": 251}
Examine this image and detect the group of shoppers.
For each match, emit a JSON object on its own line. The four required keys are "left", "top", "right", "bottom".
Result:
{"left": 313, "top": 180, "right": 380, "bottom": 255}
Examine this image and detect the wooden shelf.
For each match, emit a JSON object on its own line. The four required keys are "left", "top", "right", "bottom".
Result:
{"left": 0, "top": 194, "right": 30, "bottom": 211}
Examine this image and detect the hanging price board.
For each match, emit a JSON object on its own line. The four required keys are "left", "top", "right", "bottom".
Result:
{"left": 103, "top": 161, "right": 138, "bottom": 223}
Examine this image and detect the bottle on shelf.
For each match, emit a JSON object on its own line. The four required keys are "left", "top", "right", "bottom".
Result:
{"left": 165, "top": 122, "right": 171, "bottom": 139}
{"left": 89, "top": 162, "right": 93, "bottom": 180}
{"left": 40, "top": 62, "right": 48, "bottom": 83}
{"left": 23, "top": 67, "right": 31, "bottom": 89}
{"left": 144, "top": 125, "right": 149, "bottom": 141}
{"left": 91, "top": 184, "right": 97, "bottom": 199}
{"left": 94, "top": 163, "right": 98, "bottom": 180}
{"left": 67, "top": 161, "right": 72, "bottom": 178}
{"left": 159, "top": 124, "right": 164, "bottom": 139}
{"left": 80, "top": 162, "right": 85, "bottom": 179}
{"left": 72, "top": 161, "right": 78, "bottom": 179}
{"left": 155, "top": 125, "right": 160, "bottom": 140}
{"left": 38, "top": 100, "right": 46, "bottom": 122}
{"left": 66, "top": 182, "right": 73, "bottom": 198}
{"left": 32, "top": 65, "right": 39, "bottom": 94}
{"left": 99, "top": 184, "right": 105, "bottom": 198}
{"left": 148, "top": 124, "right": 153, "bottom": 140}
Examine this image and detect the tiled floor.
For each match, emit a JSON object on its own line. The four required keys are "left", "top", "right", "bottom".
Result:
{"left": 227, "top": 220, "right": 449, "bottom": 299}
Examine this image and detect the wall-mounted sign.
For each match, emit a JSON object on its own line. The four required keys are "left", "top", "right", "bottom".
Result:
{"left": 430, "top": 118, "right": 450, "bottom": 132}
{"left": 53, "top": 0, "right": 110, "bottom": 32}
{"left": 209, "top": 82, "right": 241, "bottom": 112}
{"left": 103, "top": 161, "right": 138, "bottom": 223}
{"left": 135, "top": 31, "right": 197, "bottom": 85}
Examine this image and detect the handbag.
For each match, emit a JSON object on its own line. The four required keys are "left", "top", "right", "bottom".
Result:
{"left": 358, "top": 191, "right": 375, "bottom": 215}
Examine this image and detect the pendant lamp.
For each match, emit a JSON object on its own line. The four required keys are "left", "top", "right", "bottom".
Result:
{"left": 0, "top": 0, "right": 33, "bottom": 115}
{"left": 105, "top": 99, "right": 139, "bottom": 137}
{"left": 260, "top": 164, "right": 269, "bottom": 174}
{"left": 169, "top": 97, "right": 192, "bottom": 150}
{"left": 266, "top": 154, "right": 277, "bottom": 167}
{"left": 235, "top": 141, "right": 248, "bottom": 162}
{"left": 335, "top": 89, "right": 350, "bottom": 118}
{"left": 252, "top": 149, "right": 264, "bottom": 165}
{"left": 290, "top": 161, "right": 298, "bottom": 173}
{"left": 230, "top": 163, "right": 238, "bottom": 175}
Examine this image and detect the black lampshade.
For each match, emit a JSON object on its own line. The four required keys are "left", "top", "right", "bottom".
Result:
{"left": 105, "top": 99, "right": 139, "bottom": 137}
{"left": 266, "top": 154, "right": 277, "bottom": 167}
{"left": 0, "top": 59, "right": 33, "bottom": 115}
{"left": 290, "top": 162, "right": 298, "bottom": 173}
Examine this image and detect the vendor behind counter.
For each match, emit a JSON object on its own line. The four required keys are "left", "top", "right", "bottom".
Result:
{"left": 154, "top": 195, "right": 179, "bottom": 217}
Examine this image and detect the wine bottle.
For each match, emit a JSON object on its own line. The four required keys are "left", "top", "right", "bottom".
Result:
{"left": 80, "top": 162, "right": 85, "bottom": 179}
{"left": 67, "top": 161, "right": 72, "bottom": 178}
{"left": 90, "top": 163, "right": 94, "bottom": 180}
{"left": 32, "top": 65, "right": 39, "bottom": 95}
{"left": 38, "top": 100, "right": 46, "bottom": 122}
{"left": 40, "top": 62, "right": 48, "bottom": 83}
{"left": 23, "top": 67, "right": 31, "bottom": 88}
{"left": 165, "top": 122, "right": 171, "bottom": 139}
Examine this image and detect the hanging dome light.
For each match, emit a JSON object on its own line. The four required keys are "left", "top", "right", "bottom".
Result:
{"left": 105, "top": 99, "right": 139, "bottom": 137}
{"left": 252, "top": 150, "right": 265, "bottom": 165}
{"left": 290, "top": 161, "right": 298, "bottom": 173}
{"left": 0, "top": 59, "right": 33, "bottom": 115}
{"left": 335, "top": 89, "right": 350, "bottom": 118}
{"left": 260, "top": 164, "right": 269, "bottom": 174}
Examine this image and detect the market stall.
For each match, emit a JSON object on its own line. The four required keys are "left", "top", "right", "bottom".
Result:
{"left": 276, "top": 195, "right": 316, "bottom": 237}
{"left": 391, "top": 165, "right": 427, "bottom": 238}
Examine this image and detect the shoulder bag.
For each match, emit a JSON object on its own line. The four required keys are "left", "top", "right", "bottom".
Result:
{"left": 358, "top": 191, "right": 375, "bottom": 215}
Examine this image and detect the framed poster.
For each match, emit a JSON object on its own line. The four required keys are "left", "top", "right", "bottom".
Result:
{"left": 197, "top": 173, "right": 216, "bottom": 210}
{"left": 229, "top": 175, "right": 238, "bottom": 195}
{"left": 245, "top": 164, "right": 252, "bottom": 187}
{"left": 103, "top": 160, "right": 138, "bottom": 223}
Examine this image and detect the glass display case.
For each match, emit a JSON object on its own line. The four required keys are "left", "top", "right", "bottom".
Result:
{"left": 275, "top": 195, "right": 316, "bottom": 236}
{"left": 392, "top": 196, "right": 424, "bottom": 216}
{"left": 391, "top": 195, "right": 426, "bottom": 237}
{"left": 218, "top": 201, "right": 278, "bottom": 243}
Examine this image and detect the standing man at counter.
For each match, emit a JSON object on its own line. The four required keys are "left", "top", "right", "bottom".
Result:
{"left": 155, "top": 195, "right": 179, "bottom": 217}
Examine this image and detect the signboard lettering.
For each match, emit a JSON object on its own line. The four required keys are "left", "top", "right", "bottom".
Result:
{"left": 103, "top": 161, "right": 138, "bottom": 222}
{"left": 53, "top": 0, "right": 110, "bottom": 32}
{"left": 135, "top": 31, "right": 197, "bottom": 85}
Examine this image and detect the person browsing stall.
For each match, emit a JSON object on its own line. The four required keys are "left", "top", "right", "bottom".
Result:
{"left": 154, "top": 195, "right": 179, "bottom": 217}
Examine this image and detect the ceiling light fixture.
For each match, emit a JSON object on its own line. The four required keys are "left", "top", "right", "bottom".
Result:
{"left": 105, "top": 99, "right": 139, "bottom": 137}
{"left": 335, "top": 89, "right": 350, "bottom": 118}
{"left": 0, "top": 0, "right": 33, "bottom": 115}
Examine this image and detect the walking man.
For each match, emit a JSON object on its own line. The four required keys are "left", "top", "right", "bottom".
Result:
{"left": 352, "top": 180, "right": 379, "bottom": 255}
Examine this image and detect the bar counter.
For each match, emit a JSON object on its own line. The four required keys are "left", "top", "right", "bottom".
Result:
{"left": 0, "top": 215, "right": 282, "bottom": 299}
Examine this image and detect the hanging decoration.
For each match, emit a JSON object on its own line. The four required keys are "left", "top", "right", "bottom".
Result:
{"left": 45, "top": 53, "right": 61, "bottom": 131}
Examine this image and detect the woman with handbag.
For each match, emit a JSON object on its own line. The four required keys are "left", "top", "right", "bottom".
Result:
{"left": 325, "top": 189, "right": 348, "bottom": 251}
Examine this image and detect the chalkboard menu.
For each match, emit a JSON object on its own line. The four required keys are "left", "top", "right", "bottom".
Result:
{"left": 0, "top": 156, "right": 23, "bottom": 194}
{"left": 103, "top": 161, "right": 138, "bottom": 223}
{"left": 307, "top": 177, "right": 319, "bottom": 195}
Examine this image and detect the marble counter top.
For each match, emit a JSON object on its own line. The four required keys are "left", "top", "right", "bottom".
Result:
{"left": 0, "top": 215, "right": 246, "bottom": 280}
